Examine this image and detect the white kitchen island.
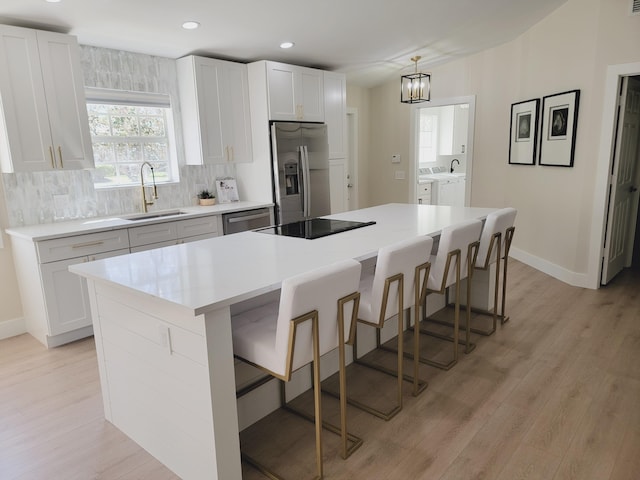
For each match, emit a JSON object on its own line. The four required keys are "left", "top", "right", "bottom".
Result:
{"left": 69, "top": 203, "right": 497, "bottom": 480}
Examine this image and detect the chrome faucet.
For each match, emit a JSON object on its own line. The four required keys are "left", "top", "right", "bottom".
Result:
{"left": 140, "top": 161, "right": 158, "bottom": 213}
{"left": 450, "top": 158, "right": 460, "bottom": 173}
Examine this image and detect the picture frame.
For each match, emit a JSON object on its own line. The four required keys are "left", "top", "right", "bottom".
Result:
{"left": 509, "top": 98, "right": 540, "bottom": 165}
{"left": 539, "top": 89, "right": 580, "bottom": 167}
{"left": 215, "top": 177, "right": 239, "bottom": 203}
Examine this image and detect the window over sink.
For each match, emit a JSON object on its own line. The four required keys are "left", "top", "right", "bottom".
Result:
{"left": 85, "top": 87, "right": 179, "bottom": 188}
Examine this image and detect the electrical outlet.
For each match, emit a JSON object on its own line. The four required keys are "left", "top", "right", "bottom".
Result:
{"left": 391, "top": 154, "right": 401, "bottom": 163}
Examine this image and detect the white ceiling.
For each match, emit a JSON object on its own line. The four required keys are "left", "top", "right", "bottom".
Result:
{"left": 0, "top": 0, "right": 566, "bottom": 87}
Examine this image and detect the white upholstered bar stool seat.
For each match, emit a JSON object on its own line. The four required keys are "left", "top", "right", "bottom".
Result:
{"left": 232, "top": 259, "right": 361, "bottom": 480}
{"left": 349, "top": 235, "right": 432, "bottom": 420}
{"left": 473, "top": 207, "right": 517, "bottom": 332}
{"left": 420, "top": 219, "right": 482, "bottom": 370}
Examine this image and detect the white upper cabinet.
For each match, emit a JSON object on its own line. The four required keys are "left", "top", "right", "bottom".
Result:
{"left": 262, "top": 61, "right": 324, "bottom": 122}
{"left": 0, "top": 25, "right": 94, "bottom": 173}
{"left": 323, "top": 71, "right": 347, "bottom": 159}
{"left": 177, "top": 55, "right": 253, "bottom": 165}
{"left": 438, "top": 104, "right": 469, "bottom": 155}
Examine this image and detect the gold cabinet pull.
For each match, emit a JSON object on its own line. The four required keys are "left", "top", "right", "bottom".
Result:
{"left": 71, "top": 240, "right": 105, "bottom": 249}
{"left": 49, "top": 146, "right": 56, "bottom": 168}
{"left": 58, "top": 146, "right": 64, "bottom": 168}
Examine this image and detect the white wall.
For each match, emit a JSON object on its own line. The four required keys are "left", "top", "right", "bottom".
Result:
{"left": 365, "top": 0, "right": 640, "bottom": 287}
{"left": 0, "top": 178, "right": 23, "bottom": 339}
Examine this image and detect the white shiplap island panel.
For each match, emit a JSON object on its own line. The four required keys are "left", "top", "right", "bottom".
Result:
{"left": 69, "top": 204, "right": 497, "bottom": 480}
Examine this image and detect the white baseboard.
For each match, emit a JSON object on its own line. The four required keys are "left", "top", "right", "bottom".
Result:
{"left": 510, "top": 247, "right": 593, "bottom": 289}
{"left": 0, "top": 317, "right": 26, "bottom": 341}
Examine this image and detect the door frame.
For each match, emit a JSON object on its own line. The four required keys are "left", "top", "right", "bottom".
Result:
{"left": 346, "top": 107, "right": 359, "bottom": 211}
{"left": 591, "top": 62, "right": 640, "bottom": 288}
{"left": 409, "top": 95, "right": 476, "bottom": 205}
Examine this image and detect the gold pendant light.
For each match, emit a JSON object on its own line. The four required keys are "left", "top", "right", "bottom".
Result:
{"left": 401, "top": 56, "right": 430, "bottom": 103}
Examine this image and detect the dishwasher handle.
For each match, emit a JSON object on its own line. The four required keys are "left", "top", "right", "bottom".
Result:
{"left": 226, "top": 212, "right": 271, "bottom": 224}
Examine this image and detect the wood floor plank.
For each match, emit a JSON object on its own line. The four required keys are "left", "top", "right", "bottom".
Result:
{"left": 436, "top": 403, "right": 534, "bottom": 480}
{"left": 1, "top": 261, "right": 639, "bottom": 479}
{"left": 608, "top": 413, "right": 640, "bottom": 480}
{"left": 552, "top": 373, "right": 639, "bottom": 480}
{"left": 495, "top": 444, "right": 562, "bottom": 480}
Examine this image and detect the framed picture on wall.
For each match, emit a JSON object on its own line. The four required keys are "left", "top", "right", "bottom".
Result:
{"left": 539, "top": 89, "right": 580, "bottom": 167}
{"left": 508, "top": 98, "right": 540, "bottom": 165}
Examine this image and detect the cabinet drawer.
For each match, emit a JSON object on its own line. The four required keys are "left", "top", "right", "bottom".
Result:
{"left": 418, "top": 183, "right": 432, "bottom": 195}
{"left": 130, "top": 240, "right": 177, "bottom": 253}
{"left": 128, "top": 222, "right": 178, "bottom": 248}
{"left": 37, "top": 230, "right": 129, "bottom": 263}
{"left": 176, "top": 216, "right": 218, "bottom": 239}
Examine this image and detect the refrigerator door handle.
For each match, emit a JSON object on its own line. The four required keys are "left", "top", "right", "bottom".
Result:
{"left": 297, "top": 146, "right": 305, "bottom": 215}
{"left": 302, "top": 145, "right": 311, "bottom": 218}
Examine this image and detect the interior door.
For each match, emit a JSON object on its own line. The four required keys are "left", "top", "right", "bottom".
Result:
{"left": 602, "top": 76, "right": 640, "bottom": 284}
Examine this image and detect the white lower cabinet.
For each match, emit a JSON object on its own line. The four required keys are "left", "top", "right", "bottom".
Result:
{"left": 12, "top": 229, "right": 130, "bottom": 347}
{"left": 40, "top": 249, "right": 130, "bottom": 337}
{"left": 11, "top": 213, "right": 222, "bottom": 347}
{"left": 129, "top": 216, "right": 219, "bottom": 252}
{"left": 417, "top": 182, "right": 432, "bottom": 205}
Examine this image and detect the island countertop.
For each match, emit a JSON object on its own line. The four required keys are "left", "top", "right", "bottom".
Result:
{"left": 70, "top": 203, "right": 496, "bottom": 316}
{"left": 69, "top": 203, "right": 499, "bottom": 480}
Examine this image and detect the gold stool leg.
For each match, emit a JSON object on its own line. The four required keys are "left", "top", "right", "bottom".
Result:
{"left": 337, "top": 274, "right": 405, "bottom": 421}
{"left": 284, "top": 293, "right": 363, "bottom": 460}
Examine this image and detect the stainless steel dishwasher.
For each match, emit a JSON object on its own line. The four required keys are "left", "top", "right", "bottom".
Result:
{"left": 222, "top": 207, "right": 272, "bottom": 234}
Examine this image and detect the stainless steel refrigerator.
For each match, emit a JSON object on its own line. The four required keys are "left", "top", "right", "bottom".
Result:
{"left": 270, "top": 122, "right": 331, "bottom": 224}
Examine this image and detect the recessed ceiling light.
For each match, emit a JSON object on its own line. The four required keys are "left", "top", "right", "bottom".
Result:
{"left": 280, "top": 42, "right": 295, "bottom": 49}
{"left": 45, "top": 0, "right": 62, "bottom": 3}
{"left": 182, "top": 21, "right": 200, "bottom": 30}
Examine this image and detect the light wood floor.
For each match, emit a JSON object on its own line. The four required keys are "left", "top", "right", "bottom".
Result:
{"left": 2, "top": 260, "right": 639, "bottom": 479}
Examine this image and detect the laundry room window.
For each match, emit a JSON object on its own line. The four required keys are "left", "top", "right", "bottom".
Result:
{"left": 85, "top": 88, "right": 179, "bottom": 188}
{"left": 418, "top": 109, "right": 438, "bottom": 163}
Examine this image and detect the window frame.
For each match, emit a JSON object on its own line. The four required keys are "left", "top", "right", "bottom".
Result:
{"left": 85, "top": 87, "right": 180, "bottom": 189}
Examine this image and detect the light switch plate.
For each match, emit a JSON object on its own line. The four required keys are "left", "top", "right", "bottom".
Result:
{"left": 395, "top": 170, "right": 405, "bottom": 180}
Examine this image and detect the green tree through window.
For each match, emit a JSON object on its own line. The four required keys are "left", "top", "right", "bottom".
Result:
{"left": 86, "top": 92, "right": 177, "bottom": 187}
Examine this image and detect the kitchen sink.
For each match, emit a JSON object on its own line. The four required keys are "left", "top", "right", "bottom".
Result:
{"left": 119, "top": 209, "right": 187, "bottom": 222}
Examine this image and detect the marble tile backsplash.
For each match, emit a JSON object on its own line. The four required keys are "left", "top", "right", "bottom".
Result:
{"left": 1, "top": 45, "right": 238, "bottom": 228}
{"left": 2, "top": 165, "right": 236, "bottom": 227}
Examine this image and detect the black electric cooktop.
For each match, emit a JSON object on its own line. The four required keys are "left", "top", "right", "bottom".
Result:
{"left": 257, "top": 218, "right": 376, "bottom": 239}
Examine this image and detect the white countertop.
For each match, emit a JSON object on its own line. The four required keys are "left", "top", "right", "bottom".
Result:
{"left": 70, "top": 204, "right": 496, "bottom": 316}
{"left": 5, "top": 201, "right": 273, "bottom": 241}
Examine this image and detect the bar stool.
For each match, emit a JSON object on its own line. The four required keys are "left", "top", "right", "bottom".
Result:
{"left": 232, "top": 259, "right": 361, "bottom": 480}
{"left": 419, "top": 219, "right": 482, "bottom": 370}
{"left": 348, "top": 236, "right": 432, "bottom": 420}
{"left": 471, "top": 207, "right": 517, "bottom": 334}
